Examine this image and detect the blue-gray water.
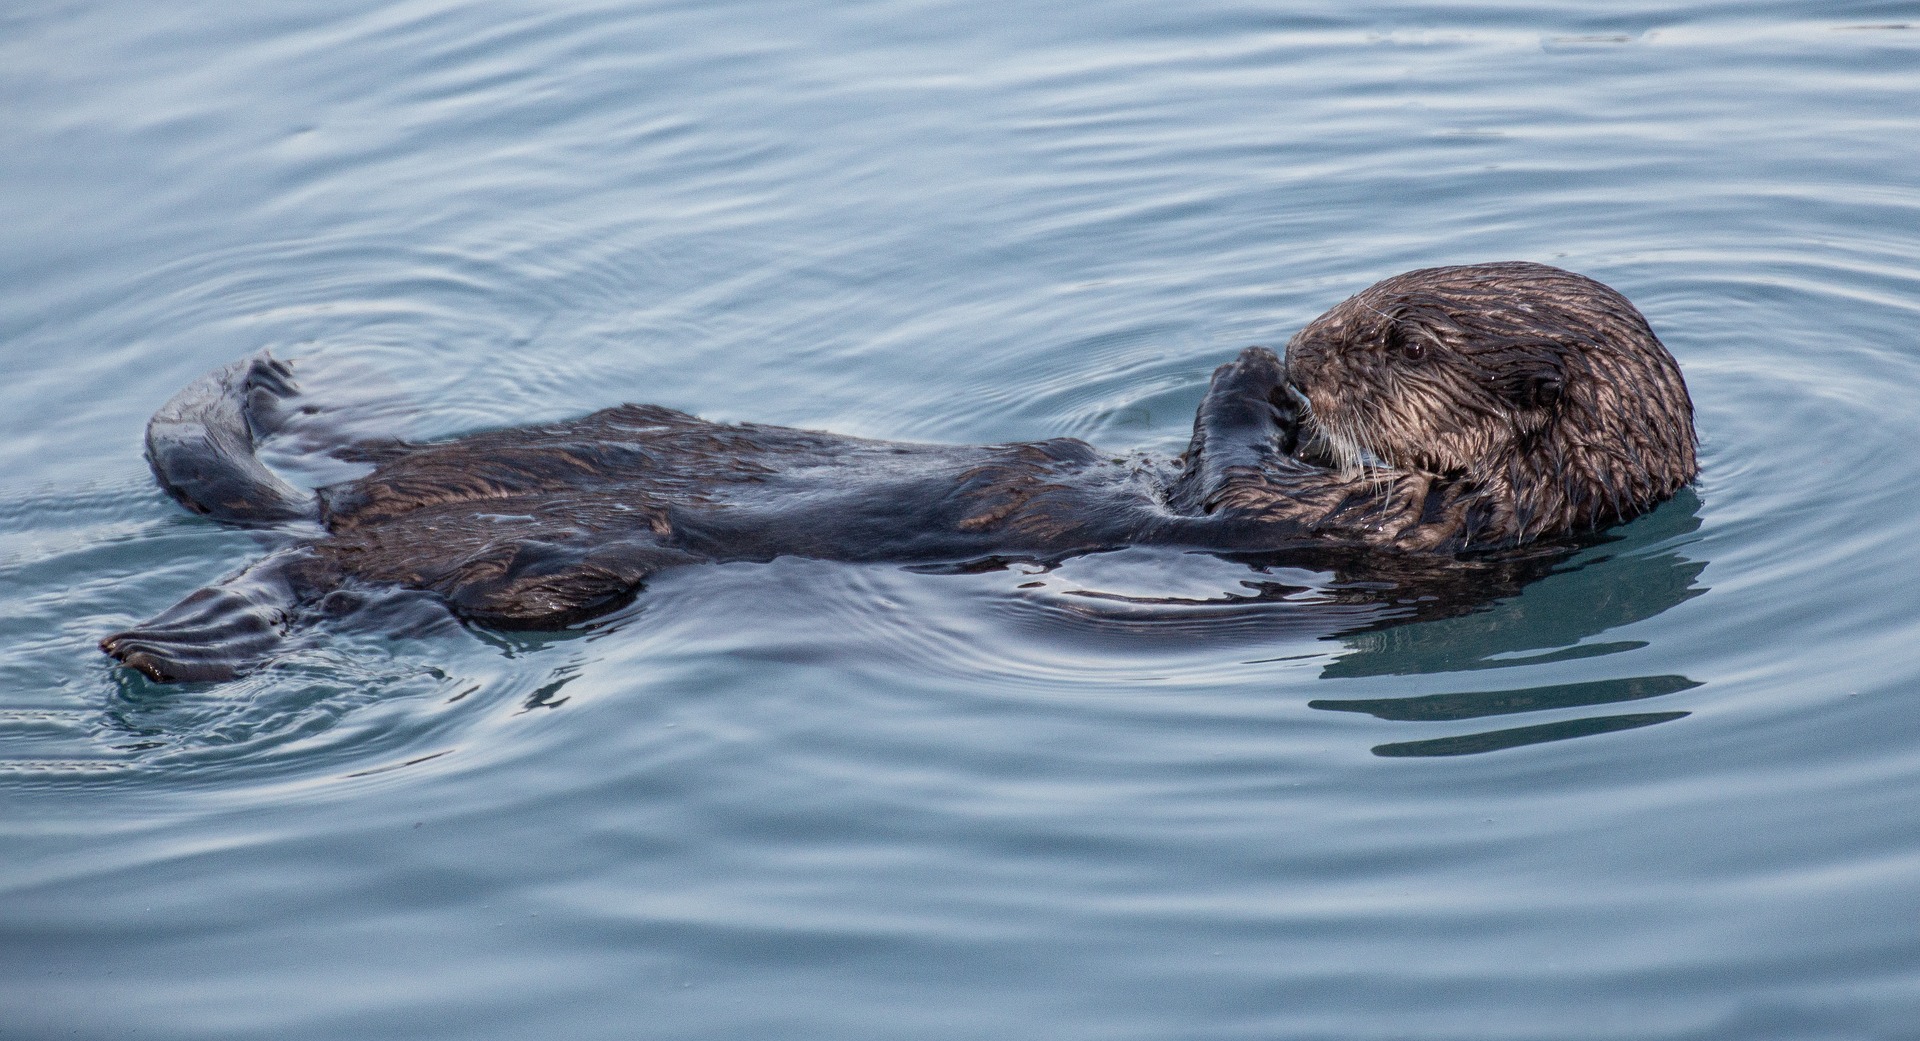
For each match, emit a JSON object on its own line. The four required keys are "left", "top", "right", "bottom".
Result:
{"left": 4, "top": 2, "right": 1920, "bottom": 1038}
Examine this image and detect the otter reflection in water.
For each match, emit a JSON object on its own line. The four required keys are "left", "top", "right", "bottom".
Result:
{"left": 102, "top": 262, "right": 1697, "bottom": 682}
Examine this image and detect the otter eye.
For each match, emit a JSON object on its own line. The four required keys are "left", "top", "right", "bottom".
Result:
{"left": 1389, "top": 327, "right": 1426, "bottom": 362}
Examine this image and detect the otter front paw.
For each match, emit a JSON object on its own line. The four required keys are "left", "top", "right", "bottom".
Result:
{"left": 1199, "top": 346, "right": 1293, "bottom": 435}
{"left": 1210, "top": 345, "right": 1285, "bottom": 395}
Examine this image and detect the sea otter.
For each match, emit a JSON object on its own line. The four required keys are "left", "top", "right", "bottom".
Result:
{"left": 101, "top": 262, "right": 1697, "bottom": 682}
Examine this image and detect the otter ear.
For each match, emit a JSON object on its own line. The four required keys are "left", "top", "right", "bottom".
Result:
{"left": 1496, "top": 352, "right": 1564, "bottom": 411}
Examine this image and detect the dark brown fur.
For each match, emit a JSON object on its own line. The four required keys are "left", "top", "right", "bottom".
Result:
{"left": 102, "top": 262, "right": 1696, "bottom": 682}
{"left": 1276, "top": 262, "right": 1697, "bottom": 548}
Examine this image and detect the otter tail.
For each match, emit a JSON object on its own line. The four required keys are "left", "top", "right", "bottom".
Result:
{"left": 145, "top": 352, "right": 316, "bottom": 524}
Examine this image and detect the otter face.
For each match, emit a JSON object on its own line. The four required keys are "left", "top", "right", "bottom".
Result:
{"left": 1285, "top": 261, "right": 1697, "bottom": 535}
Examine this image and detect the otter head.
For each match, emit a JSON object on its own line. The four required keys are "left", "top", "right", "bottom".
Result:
{"left": 1285, "top": 261, "right": 1697, "bottom": 541}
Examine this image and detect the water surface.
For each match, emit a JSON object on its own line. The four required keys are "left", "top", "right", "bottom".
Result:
{"left": 5, "top": 2, "right": 1920, "bottom": 1038}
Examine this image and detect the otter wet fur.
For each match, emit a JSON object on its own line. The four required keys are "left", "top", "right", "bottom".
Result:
{"left": 101, "top": 262, "right": 1697, "bottom": 682}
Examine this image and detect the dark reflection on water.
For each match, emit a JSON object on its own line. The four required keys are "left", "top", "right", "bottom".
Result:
{"left": 519, "top": 664, "right": 581, "bottom": 712}
{"left": 1300, "top": 492, "right": 1707, "bottom": 755}
{"left": 1372, "top": 711, "right": 1691, "bottom": 758}
{"left": 1319, "top": 490, "right": 1707, "bottom": 678}
{"left": 1311, "top": 674, "right": 1703, "bottom": 722}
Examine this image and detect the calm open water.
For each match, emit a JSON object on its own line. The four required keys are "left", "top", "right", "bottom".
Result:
{"left": 5, "top": 1, "right": 1920, "bottom": 1038}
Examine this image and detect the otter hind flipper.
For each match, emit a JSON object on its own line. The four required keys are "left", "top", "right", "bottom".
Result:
{"left": 100, "top": 550, "right": 313, "bottom": 683}
{"left": 145, "top": 351, "right": 317, "bottom": 524}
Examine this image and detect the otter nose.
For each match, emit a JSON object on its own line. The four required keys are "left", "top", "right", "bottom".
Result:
{"left": 1282, "top": 335, "right": 1323, "bottom": 390}
{"left": 1282, "top": 329, "right": 1323, "bottom": 366}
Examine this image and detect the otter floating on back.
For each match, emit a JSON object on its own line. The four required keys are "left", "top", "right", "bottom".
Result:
{"left": 101, "top": 262, "right": 1696, "bottom": 682}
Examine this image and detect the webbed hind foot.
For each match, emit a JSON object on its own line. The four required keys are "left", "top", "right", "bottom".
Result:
{"left": 146, "top": 351, "right": 316, "bottom": 524}
{"left": 100, "top": 552, "right": 308, "bottom": 683}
